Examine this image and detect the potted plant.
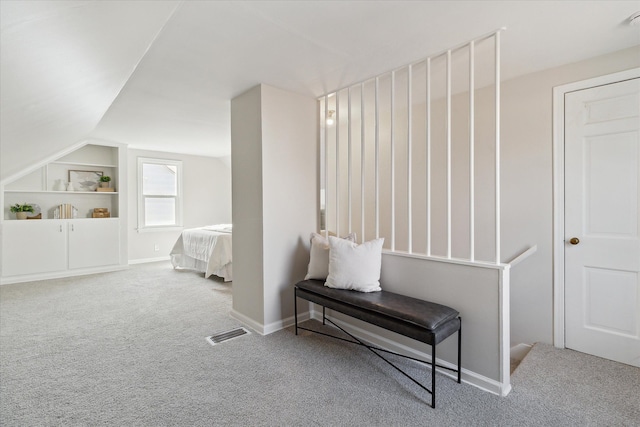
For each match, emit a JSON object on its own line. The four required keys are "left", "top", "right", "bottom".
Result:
{"left": 99, "top": 175, "right": 111, "bottom": 188}
{"left": 10, "top": 203, "right": 34, "bottom": 220}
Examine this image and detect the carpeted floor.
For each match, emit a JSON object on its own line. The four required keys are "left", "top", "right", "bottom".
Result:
{"left": 1, "top": 261, "right": 639, "bottom": 426}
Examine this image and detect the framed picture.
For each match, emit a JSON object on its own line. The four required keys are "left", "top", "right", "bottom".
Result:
{"left": 69, "top": 170, "right": 103, "bottom": 191}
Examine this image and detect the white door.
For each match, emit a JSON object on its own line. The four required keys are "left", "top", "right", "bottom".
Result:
{"left": 564, "top": 78, "right": 640, "bottom": 367}
{"left": 68, "top": 219, "right": 120, "bottom": 269}
{"left": 2, "top": 220, "right": 67, "bottom": 277}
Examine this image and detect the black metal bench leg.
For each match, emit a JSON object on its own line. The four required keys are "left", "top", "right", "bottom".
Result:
{"left": 294, "top": 288, "right": 298, "bottom": 335}
{"left": 432, "top": 343, "right": 436, "bottom": 408}
{"left": 458, "top": 317, "right": 462, "bottom": 384}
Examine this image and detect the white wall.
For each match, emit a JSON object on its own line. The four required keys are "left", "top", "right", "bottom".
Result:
{"left": 380, "top": 255, "right": 503, "bottom": 380}
{"left": 230, "top": 84, "right": 317, "bottom": 333}
{"left": 260, "top": 84, "right": 318, "bottom": 329}
{"left": 127, "top": 148, "right": 231, "bottom": 262}
{"left": 230, "top": 85, "right": 265, "bottom": 324}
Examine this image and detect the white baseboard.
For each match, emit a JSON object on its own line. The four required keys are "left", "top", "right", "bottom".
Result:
{"left": 229, "top": 309, "right": 266, "bottom": 335}
{"left": 229, "top": 308, "right": 311, "bottom": 336}
{"left": 1, "top": 256, "right": 176, "bottom": 285}
{"left": 0, "top": 265, "right": 128, "bottom": 286}
{"left": 263, "top": 311, "right": 306, "bottom": 335}
{"left": 128, "top": 256, "right": 171, "bottom": 265}
{"left": 278, "top": 310, "right": 312, "bottom": 331}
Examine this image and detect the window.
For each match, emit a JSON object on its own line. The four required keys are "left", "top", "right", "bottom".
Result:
{"left": 137, "top": 157, "right": 182, "bottom": 231}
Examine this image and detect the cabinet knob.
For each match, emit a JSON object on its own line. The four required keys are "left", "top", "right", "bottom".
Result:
{"left": 569, "top": 237, "right": 580, "bottom": 245}
{"left": 59, "top": 225, "right": 63, "bottom": 232}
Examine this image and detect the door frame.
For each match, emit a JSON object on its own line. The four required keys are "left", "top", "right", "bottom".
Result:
{"left": 552, "top": 67, "right": 640, "bottom": 348}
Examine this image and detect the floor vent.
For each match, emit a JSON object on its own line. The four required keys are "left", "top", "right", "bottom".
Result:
{"left": 206, "top": 327, "right": 251, "bottom": 346}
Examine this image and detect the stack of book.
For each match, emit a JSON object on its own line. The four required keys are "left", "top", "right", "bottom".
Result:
{"left": 54, "top": 204, "right": 77, "bottom": 219}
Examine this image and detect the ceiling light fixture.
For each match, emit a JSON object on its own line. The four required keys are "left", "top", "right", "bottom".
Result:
{"left": 326, "top": 110, "right": 335, "bottom": 126}
{"left": 629, "top": 11, "right": 640, "bottom": 25}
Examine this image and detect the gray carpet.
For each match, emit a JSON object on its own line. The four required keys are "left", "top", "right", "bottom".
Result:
{"left": 1, "top": 262, "right": 639, "bottom": 426}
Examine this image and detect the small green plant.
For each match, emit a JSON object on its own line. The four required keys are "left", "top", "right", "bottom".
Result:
{"left": 100, "top": 175, "right": 111, "bottom": 183}
{"left": 10, "top": 203, "right": 34, "bottom": 213}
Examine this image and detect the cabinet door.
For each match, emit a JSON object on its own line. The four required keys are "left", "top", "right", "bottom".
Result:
{"left": 68, "top": 219, "right": 120, "bottom": 269}
{"left": 2, "top": 221, "right": 67, "bottom": 277}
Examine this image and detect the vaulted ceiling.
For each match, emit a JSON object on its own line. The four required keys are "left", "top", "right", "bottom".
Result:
{"left": 1, "top": 1, "right": 638, "bottom": 181}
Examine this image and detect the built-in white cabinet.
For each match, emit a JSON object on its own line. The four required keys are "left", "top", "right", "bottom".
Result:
{"left": 68, "top": 219, "right": 120, "bottom": 269}
{"left": 2, "top": 220, "right": 67, "bottom": 277}
{"left": 1, "top": 219, "right": 120, "bottom": 277}
{"left": 1, "top": 141, "right": 127, "bottom": 284}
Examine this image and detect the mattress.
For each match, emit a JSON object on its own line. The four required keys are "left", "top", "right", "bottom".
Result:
{"left": 169, "top": 224, "right": 232, "bottom": 281}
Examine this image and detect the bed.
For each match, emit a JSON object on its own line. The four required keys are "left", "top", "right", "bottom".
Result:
{"left": 170, "top": 224, "right": 233, "bottom": 281}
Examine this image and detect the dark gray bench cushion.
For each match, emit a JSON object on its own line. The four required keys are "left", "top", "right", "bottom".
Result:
{"left": 295, "top": 279, "right": 460, "bottom": 345}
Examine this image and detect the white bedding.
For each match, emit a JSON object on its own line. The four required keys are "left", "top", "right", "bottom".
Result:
{"left": 170, "top": 224, "right": 233, "bottom": 281}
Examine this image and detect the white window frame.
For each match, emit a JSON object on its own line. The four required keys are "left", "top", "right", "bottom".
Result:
{"left": 137, "top": 157, "right": 183, "bottom": 233}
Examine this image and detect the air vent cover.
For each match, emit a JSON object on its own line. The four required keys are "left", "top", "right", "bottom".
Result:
{"left": 206, "top": 327, "right": 251, "bottom": 346}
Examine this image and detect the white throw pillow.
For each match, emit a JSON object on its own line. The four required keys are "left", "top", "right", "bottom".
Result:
{"left": 325, "top": 236, "right": 384, "bottom": 292}
{"left": 304, "top": 232, "right": 356, "bottom": 280}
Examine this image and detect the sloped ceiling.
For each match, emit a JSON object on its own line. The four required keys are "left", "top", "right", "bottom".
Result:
{"left": 0, "top": 1, "right": 180, "bottom": 181}
{"left": 1, "top": 0, "right": 639, "bottom": 182}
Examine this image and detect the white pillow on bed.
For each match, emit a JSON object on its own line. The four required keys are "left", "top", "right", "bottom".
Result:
{"left": 325, "top": 236, "right": 384, "bottom": 293}
{"left": 305, "top": 232, "right": 356, "bottom": 280}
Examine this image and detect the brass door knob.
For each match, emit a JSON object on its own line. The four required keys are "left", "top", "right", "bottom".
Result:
{"left": 569, "top": 237, "right": 580, "bottom": 245}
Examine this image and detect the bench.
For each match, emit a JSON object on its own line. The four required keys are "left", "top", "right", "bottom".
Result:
{"left": 294, "top": 279, "right": 461, "bottom": 408}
